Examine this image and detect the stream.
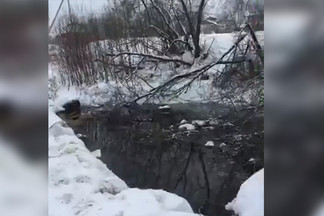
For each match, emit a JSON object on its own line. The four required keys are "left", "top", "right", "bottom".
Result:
{"left": 67, "top": 102, "right": 264, "bottom": 216}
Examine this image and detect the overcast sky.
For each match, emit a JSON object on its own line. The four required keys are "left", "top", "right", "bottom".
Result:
{"left": 49, "top": 0, "right": 263, "bottom": 24}
{"left": 49, "top": 0, "right": 110, "bottom": 23}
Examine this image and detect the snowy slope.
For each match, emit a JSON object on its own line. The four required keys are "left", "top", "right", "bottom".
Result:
{"left": 225, "top": 168, "right": 264, "bottom": 216}
{"left": 49, "top": 110, "right": 199, "bottom": 216}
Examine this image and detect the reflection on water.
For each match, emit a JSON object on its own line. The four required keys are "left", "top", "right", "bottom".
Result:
{"left": 69, "top": 102, "right": 263, "bottom": 216}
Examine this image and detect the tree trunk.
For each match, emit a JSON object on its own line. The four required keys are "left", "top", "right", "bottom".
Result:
{"left": 193, "top": 0, "right": 205, "bottom": 58}
{"left": 180, "top": 0, "right": 205, "bottom": 58}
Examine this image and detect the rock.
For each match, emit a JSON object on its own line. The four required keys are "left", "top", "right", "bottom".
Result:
{"left": 223, "top": 122, "right": 234, "bottom": 127}
{"left": 219, "top": 143, "right": 227, "bottom": 148}
{"left": 158, "top": 105, "right": 171, "bottom": 115}
{"left": 209, "top": 119, "right": 219, "bottom": 126}
{"left": 205, "top": 141, "right": 215, "bottom": 147}
{"left": 180, "top": 119, "right": 188, "bottom": 124}
{"left": 178, "top": 124, "right": 195, "bottom": 131}
{"left": 203, "top": 126, "right": 215, "bottom": 131}
{"left": 200, "top": 74, "right": 209, "bottom": 80}
{"left": 233, "top": 134, "right": 244, "bottom": 141}
{"left": 248, "top": 158, "right": 255, "bottom": 162}
{"left": 57, "top": 100, "right": 81, "bottom": 120}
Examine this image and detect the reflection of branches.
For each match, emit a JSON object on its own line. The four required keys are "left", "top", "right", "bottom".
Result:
{"left": 198, "top": 150, "right": 210, "bottom": 214}
{"left": 155, "top": 145, "right": 164, "bottom": 186}
{"left": 174, "top": 142, "right": 194, "bottom": 190}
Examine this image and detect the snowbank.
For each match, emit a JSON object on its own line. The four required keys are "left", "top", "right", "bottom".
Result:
{"left": 49, "top": 110, "right": 198, "bottom": 216}
{"left": 225, "top": 168, "right": 264, "bottom": 216}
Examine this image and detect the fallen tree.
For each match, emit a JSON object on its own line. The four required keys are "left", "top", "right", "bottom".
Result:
{"left": 130, "top": 24, "right": 264, "bottom": 105}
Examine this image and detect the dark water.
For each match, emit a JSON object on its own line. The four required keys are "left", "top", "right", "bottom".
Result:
{"left": 69, "top": 102, "right": 264, "bottom": 216}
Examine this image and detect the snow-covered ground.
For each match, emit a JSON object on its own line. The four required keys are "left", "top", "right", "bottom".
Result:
{"left": 49, "top": 110, "right": 199, "bottom": 216}
{"left": 225, "top": 168, "right": 264, "bottom": 216}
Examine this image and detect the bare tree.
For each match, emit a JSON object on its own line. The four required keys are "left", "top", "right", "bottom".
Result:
{"left": 179, "top": 0, "right": 206, "bottom": 58}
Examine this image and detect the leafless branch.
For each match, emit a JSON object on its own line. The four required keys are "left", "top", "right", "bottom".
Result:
{"left": 105, "top": 52, "right": 192, "bottom": 66}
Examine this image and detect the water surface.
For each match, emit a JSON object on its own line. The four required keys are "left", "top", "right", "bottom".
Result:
{"left": 69, "top": 102, "right": 263, "bottom": 216}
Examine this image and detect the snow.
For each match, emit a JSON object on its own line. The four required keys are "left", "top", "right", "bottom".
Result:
{"left": 49, "top": 110, "right": 198, "bottom": 216}
{"left": 192, "top": 120, "right": 207, "bottom": 127}
{"left": 180, "top": 119, "right": 188, "bottom": 124}
{"left": 92, "top": 149, "right": 102, "bottom": 158}
{"left": 223, "top": 122, "right": 234, "bottom": 127}
{"left": 178, "top": 124, "right": 196, "bottom": 131}
{"left": 205, "top": 141, "right": 215, "bottom": 147}
{"left": 209, "top": 118, "right": 219, "bottom": 125}
{"left": 182, "top": 51, "right": 194, "bottom": 64}
{"left": 159, "top": 105, "right": 171, "bottom": 110}
{"left": 219, "top": 143, "right": 227, "bottom": 148}
{"left": 225, "top": 168, "right": 264, "bottom": 216}
{"left": 248, "top": 158, "right": 255, "bottom": 162}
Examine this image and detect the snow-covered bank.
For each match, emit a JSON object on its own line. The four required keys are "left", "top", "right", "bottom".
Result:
{"left": 49, "top": 31, "right": 264, "bottom": 110}
{"left": 49, "top": 110, "right": 199, "bottom": 216}
{"left": 225, "top": 168, "right": 264, "bottom": 216}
